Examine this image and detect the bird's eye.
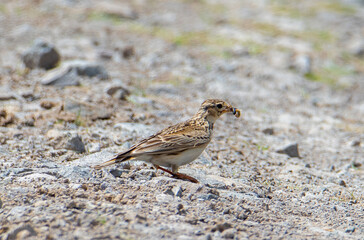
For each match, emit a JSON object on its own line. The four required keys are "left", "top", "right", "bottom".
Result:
{"left": 216, "top": 104, "right": 223, "bottom": 109}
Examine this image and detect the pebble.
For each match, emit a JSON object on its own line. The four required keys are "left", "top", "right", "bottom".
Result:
{"left": 221, "top": 228, "right": 236, "bottom": 239}
{"left": 0, "top": 92, "right": 16, "bottom": 101}
{"left": 5, "top": 224, "right": 37, "bottom": 239}
{"left": 172, "top": 185, "right": 183, "bottom": 197}
{"left": 276, "top": 143, "right": 300, "bottom": 158}
{"left": 122, "top": 46, "right": 135, "bottom": 59}
{"left": 41, "top": 60, "right": 109, "bottom": 86}
{"left": 65, "top": 134, "right": 86, "bottom": 153}
{"left": 290, "top": 53, "right": 312, "bottom": 75}
{"left": 262, "top": 128, "right": 274, "bottom": 135}
{"left": 21, "top": 39, "right": 60, "bottom": 70}
{"left": 211, "top": 222, "right": 232, "bottom": 232}
{"left": 338, "top": 180, "right": 347, "bottom": 187}
{"left": 345, "top": 227, "right": 355, "bottom": 233}
{"left": 109, "top": 169, "right": 129, "bottom": 178}
{"left": 106, "top": 85, "right": 130, "bottom": 100}
{"left": 198, "top": 193, "right": 219, "bottom": 201}
{"left": 88, "top": 143, "right": 101, "bottom": 153}
{"left": 156, "top": 194, "right": 174, "bottom": 203}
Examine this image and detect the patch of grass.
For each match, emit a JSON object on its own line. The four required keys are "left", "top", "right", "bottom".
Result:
{"left": 256, "top": 143, "right": 269, "bottom": 152}
{"left": 291, "top": 29, "right": 336, "bottom": 52}
{"left": 271, "top": 3, "right": 314, "bottom": 18}
{"left": 156, "top": 74, "right": 195, "bottom": 86}
{"left": 330, "top": 191, "right": 362, "bottom": 203}
{"left": 252, "top": 22, "right": 285, "bottom": 37}
{"left": 243, "top": 41, "right": 267, "bottom": 55}
{"left": 56, "top": 119, "right": 64, "bottom": 125}
{"left": 0, "top": 4, "right": 6, "bottom": 14}
{"left": 87, "top": 11, "right": 125, "bottom": 25}
{"left": 315, "top": 1, "right": 356, "bottom": 15}
{"left": 74, "top": 110, "right": 86, "bottom": 127}
{"left": 95, "top": 217, "right": 107, "bottom": 225}
{"left": 305, "top": 63, "right": 354, "bottom": 88}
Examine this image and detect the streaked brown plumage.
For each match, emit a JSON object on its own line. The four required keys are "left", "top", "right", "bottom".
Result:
{"left": 94, "top": 99, "right": 241, "bottom": 183}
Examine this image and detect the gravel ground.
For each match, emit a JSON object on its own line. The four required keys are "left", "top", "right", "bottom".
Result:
{"left": 1, "top": 0, "right": 364, "bottom": 239}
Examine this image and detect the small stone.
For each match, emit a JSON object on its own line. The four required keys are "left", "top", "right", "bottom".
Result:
{"left": 352, "top": 162, "right": 362, "bottom": 168}
{"left": 0, "top": 109, "right": 15, "bottom": 126}
{"left": 177, "top": 203, "right": 184, "bottom": 211}
{"left": 237, "top": 211, "right": 249, "bottom": 220}
{"left": 98, "top": 49, "right": 113, "bottom": 60}
{"left": 338, "top": 180, "right": 347, "bottom": 187}
{"left": 305, "top": 163, "right": 311, "bottom": 168}
{"left": 67, "top": 201, "right": 86, "bottom": 209}
{"left": 41, "top": 66, "right": 80, "bottom": 86}
{"left": 218, "top": 62, "right": 238, "bottom": 73}
{"left": 41, "top": 60, "right": 109, "bottom": 86}
{"left": 100, "top": 182, "right": 108, "bottom": 190}
{"left": 277, "top": 143, "right": 300, "bottom": 158}
{"left": 23, "top": 118, "right": 35, "bottom": 127}
{"left": 172, "top": 185, "right": 183, "bottom": 197}
{"left": 224, "top": 46, "right": 249, "bottom": 57}
{"left": 262, "top": 128, "right": 274, "bottom": 135}
{"left": 65, "top": 134, "right": 86, "bottom": 153}
{"left": 156, "top": 194, "right": 174, "bottom": 203}
{"left": 22, "top": 39, "right": 60, "bottom": 70}
{"left": 5, "top": 224, "right": 37, "bottom": 240}
{"left": 347, "top": 38, "right": 364, "bottom": 58}
{"left": 211, "top": 222, "right": 232, "bottom": 232}
{"left": 96, "top": 2, "right": 138, "bottom": 20}
{"left": 222, "top": 229, "right": 236, "bottom": 239}
{"left": 0, "top": 198, "right": 2, "bottom": 208}
{"left": 122, "top": 46, "right": 135, "bottom": 59}
{"left": 88, "top": 143, "right": 101, "bottom": 153}
{"left": 198, "top": 194, "right": 219, "bottom": 201}
{"left": 0, "top": 92, "right": 15, "bottom": 101}
{"left": 290, "top": 53, "right": 312, "bottom": 75}
{"left": 106, "top": 86, "right": 130, "bottom": 100}
{"left": 40, "top": 100, "right": 56, "bottom": 109}
{"left": 351, "top": 140, "right": 360, "bottom": 147}
{"left": 345, "top": 227, "right": 355, "bottom": 233}
{"left": 206, "top": 234, "right": 213, "bottom": 240}
{"left": 46, "top": 129, "right": 63, "bottom": 140}
{"left": 109, "top": 169, "right": 128, "bottom": 177}
{"left": 137, "top": 169, "right": 156, "bottom": 179}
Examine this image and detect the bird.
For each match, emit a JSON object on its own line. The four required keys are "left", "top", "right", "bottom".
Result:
{"left": 94, "top": 99, "right": 241, "bottom": 183}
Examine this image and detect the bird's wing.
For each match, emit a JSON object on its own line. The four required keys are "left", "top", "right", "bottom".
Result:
{"left": 130, "top": 126, "right": 210, "bottom": 155}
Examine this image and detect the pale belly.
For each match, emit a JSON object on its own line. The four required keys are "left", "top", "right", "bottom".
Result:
{"left": 148, "top": 145, "right": 207, "bottom": 168}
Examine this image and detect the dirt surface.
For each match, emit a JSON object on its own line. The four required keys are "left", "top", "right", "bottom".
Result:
{"left": 1, "top": 0, "right": 364, "bottom": 239}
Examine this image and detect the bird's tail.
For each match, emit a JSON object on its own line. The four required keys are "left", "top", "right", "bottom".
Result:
{"left": 93, "top": 153, "right": 133, "bottom": 170}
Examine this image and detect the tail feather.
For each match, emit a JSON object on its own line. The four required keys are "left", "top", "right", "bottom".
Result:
{"left": 93, "top": 154, "right": 132, "bottom": 170}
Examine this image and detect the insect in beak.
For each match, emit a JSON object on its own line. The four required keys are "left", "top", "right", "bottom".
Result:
{"left": 232, "top": 108, "right": 241, "bottom": 118}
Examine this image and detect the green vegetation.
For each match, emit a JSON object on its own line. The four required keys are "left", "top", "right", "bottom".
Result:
{"left": 315, "top": 1, "right": 356, "bottom": 14}
{"left": 74, "top": 110, "right": 86, "bottom": 127}
{"left": 88, "top": 11, "right": 125, "bottom": 25}
{"left": 0, "top": 4, "right": 6, "bottom": 13}
{"left": 305, "top": 63, "right": 354, "bottom": 88}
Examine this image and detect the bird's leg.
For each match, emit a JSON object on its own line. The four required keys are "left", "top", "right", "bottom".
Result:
{"left": 153, "top": 165, "right": 199, "bottom": 183}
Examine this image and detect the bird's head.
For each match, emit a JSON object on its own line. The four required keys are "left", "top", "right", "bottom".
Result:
{"left": 196, "top": 99, "right": 241, "bottom": 123}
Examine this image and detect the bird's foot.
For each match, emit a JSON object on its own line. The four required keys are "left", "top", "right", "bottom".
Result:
{"left": 171, "top": 172, "right": 199, "bottom": 183}
{"left": 154, "top": 165, "right": 199, "bottom": 183}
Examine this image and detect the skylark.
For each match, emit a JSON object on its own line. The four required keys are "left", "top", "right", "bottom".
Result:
{"left": 94, "top": 99, "right": 241, "bottom": 183}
